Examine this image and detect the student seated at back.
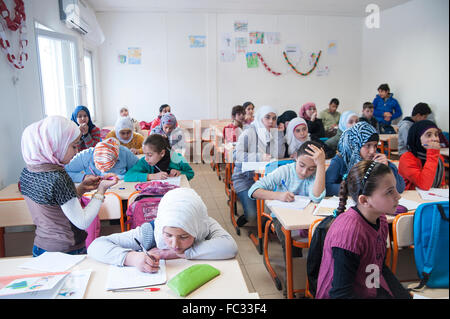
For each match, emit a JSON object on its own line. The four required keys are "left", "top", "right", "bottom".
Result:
{"left": 124, "top": 134, "right": 194, "bottom": 182}
{"left": 150, "top": 104, "right": 171, "bottom": 130}
{"left": 276, "top": 110, "right": 298, "bottom": 134}
{"left": 319, "top": 98, "right": 341, "bottom": 137}
{"left": 359, "top": 102, "right": 379, "bottom": 133}
{"left": 326, "top": 121, "right": 405, "bottom": 196}
{"left": 150, "top": 112, "right": 185, "bottom": 154}
{"left": 88, "top": 188, "right": 238, "bottom": 271}
{"left": 223, "top": 105, "right": 245, "bottom": 143}
{"left": 242, "top": 101, "right": 255, "bottom": 128}
{"left": 65, "top": 137, "right": 139, "bottom": 182}
{"left": 71, "top": 105, "right": 101, "bottom": 151}
{"left": 119, "top": 106, "right": 144, "bottom": 136}
{"left": 325, "top": 110, "right": 359, "bottom": 153}
{"left": 299, "top": 102, "right": 325, "bottom": 139}
{"left": 397, "top": 103, "right": 432, "bottom": 155}
{"left": 372, "top": 83, "right": 402, "bottom": 134}
{"left": 106, "top": 116, "right": 145, "bottom": 155}
{"left": 316, "top": 160, "right": 412, "bottom": 299}
{"left": 398, "top": 120, "right": 446, "bottom": 190}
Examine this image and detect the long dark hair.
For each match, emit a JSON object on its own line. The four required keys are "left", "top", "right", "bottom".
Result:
{"left": 336, "top": 160, "right": 392, "bottom": 215}
{"left": 144, "top": 134, "right": 172, "bottom": 172}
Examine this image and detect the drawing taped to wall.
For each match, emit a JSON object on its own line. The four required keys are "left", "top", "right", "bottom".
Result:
{"left": 189, "top": 35, "right": 206, "bottom": 48}
{"left": 246, "top": 52, "right": 259, "bottom": 68}
{"left": 249, "top": 32, "right": 264, "bottom": 44}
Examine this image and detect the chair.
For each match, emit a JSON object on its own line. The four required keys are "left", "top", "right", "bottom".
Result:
{"left": 304, "top": 217, "right": 325, "bottom": 298}
{"left": 84, "top": 192, "right": 125, "bottom": 232}
{"left": 391, "top": 212, "right": 415, "bottom": 275}
{"left": 387, "top": 136, "right": 399, "bottom": 159}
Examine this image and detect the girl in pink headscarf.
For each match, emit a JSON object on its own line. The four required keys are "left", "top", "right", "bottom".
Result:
{"left": 299, "top": 102, "right": 326, "bottom": 139}
{"left": 19, "top": 116, "right": 119, "bottom": 257}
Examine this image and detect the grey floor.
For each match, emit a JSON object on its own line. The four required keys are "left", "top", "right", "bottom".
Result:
{"left": 3, "top": 163, "right": 420, "bottom": 299}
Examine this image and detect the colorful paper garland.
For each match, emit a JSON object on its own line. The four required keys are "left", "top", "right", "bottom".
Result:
{"left": 283, "top": 50, "right": 322, "bottom": 76}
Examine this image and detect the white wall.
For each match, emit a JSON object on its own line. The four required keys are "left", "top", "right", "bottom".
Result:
{"left": 96, "top": 11, "right": 363, "bottom": 125}
{"left": 360, "top": 0, "right": 449, "bottom": 131}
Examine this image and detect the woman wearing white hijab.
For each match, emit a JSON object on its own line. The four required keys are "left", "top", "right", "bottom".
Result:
{"left": 87, "top": 188, "right": 238, "bottom": 272}
{"left": 231, "top": 105, "right": 286, "bottom": 226}
{"left": 19, "top": 116, "right": 118, "bottom": 256}
{"left": 325, "top": 110, "right": 359, "bottom": 153}
{"left": 105, "top": 116, "right": 145, "bottom": 154}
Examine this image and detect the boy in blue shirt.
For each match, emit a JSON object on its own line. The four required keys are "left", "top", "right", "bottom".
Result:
{"left": 372, "top": 83, "right": 402, "bottom": 134}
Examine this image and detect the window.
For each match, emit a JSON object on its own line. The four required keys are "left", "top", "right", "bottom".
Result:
{"left": 83, "top": 49, "right": 96, "bottom": 120}
{"left": 35, "top": 27, "right": 81, "bottom": 117}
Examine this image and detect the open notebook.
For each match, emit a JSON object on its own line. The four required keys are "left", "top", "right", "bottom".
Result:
{"left": 106, "top": 260, "right": 167, "bottom": 291}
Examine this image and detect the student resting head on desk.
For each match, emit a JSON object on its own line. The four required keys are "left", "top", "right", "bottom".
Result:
{"left": 19, "top": 116, "right": 119, "bottom": 257}
{"left": 65, "top": 137, "right": 139, "bottom": 183}
{"left": 316, "top": 160, "right": 412, "bottom": 299}
{"left": 124, "top": 134, "right": 194, "bottom": 182}
{"left": 325, "top": 121, "right": 405, "bottom": 197}
{"left": 87, "top": 188, "right": 238, "bottom": 273}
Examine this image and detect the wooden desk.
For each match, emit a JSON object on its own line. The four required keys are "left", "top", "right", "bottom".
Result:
{"left": 378, "top": 134, "right": 398, "bottom": 155}
{"left": 0, "top": 255, "right": 259, "bottom": 299}
{"left": 441, "top": 148, "right": 449, "bottom": 157}
{"left": 267, "top": 190, "right": 436, "bottom": 299}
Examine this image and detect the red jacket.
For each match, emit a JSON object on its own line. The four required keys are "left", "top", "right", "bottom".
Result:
{"left": 398, "top": 149, "right": 445, "bottom": 190}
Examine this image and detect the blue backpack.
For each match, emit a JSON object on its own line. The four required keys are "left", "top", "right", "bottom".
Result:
{"left": 413, "top": 201, "right": 449, "bottom": 289}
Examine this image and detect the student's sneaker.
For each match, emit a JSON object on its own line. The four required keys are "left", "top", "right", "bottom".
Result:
{"left": 237, "top": 215, "right": 248, "bottom": 227}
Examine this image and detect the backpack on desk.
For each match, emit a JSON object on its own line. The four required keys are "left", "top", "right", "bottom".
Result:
{"left": 126, "top": 181, "right": 179, "bottom": 229}
{"left": 413, "top": 201, "right": 449, "bottom": 289}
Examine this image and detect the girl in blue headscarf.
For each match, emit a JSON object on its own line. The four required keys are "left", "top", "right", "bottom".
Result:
{"left": 325, "top": 121, "right": 405, "bottom": 196}
{"left": 325, "top": 110, "right": 359, "bottom": 153}
{"left": 71, "top": 106, "right": 101, "bottom": 151}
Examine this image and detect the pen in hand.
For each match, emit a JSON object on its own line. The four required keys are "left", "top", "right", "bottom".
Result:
{"left": 134, "top": 238, "right": 158, "bottom": 263}
{"left": 281, "top": 179, "right": 289, "bottom": 192}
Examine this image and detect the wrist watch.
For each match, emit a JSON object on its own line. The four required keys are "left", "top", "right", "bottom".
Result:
{"left": 93, "top": 192, "right": 105, "bottom": 202}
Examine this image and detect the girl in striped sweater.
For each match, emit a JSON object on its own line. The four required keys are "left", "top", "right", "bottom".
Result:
{"left": 71, "top": 105, "right": 101, "bottom": 151}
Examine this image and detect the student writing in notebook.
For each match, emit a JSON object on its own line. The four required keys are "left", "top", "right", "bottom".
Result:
{"left": 87, "top": 188, "right": 238, "bottom": 273}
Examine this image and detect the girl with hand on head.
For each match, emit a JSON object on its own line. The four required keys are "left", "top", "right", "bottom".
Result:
{"left": 316, "top": 160, "right": 411, "bottom": 299}
{"left": 106, "top": 116, "right": 145, "bottom": 155}
{"left": 325, "top": 110, "right": 359, "bottom": 153}
{"left": 71, "top": 105, "right": 101, "bottom": 151}
{"left": 326, "top": 121, "right": 405, "bottom": 196}
{"left": 124, "top": 134, "right": 194, "bottom": 182}
{"left": 87, "top": 188, "right": 238, "bottom": 273}
{"left": 399, "top": 120, "right": 446, "bottom": 190}
{"left": 19, "top": 116, "right": 118, "bottom": 257}
{"left": 150, "top": 112, "right": 185, "bottom": 155}
{"left": 299, "top": 102, "right": 326, "bottom": 139}
{"left": 231, "top": 105, "right": 286, "bottom": 226}
{"left": 65, "top": 137, "right": 139, "bottom": 182}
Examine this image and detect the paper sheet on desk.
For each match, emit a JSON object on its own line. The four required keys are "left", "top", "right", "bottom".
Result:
{"left": 266, "top": 196, "right": 310, "bottom": 210}
{"left": 416, "top": 187, "right": 449, "bottom": 201}
{"left": 241, "top": 162, "right": 269, "bottom": 172}
{"left": 313, "top": 197, "right": 356, "bottom": 216}
{"left": 19, "top": 252, "right": 86, "bottom": 272}
{"left": 106, "top": 260, "right": 167, "bottom": 291}
{"left": 152, "top": 176, "right": 181, "bottom": 186}
{"left": 398, "top": 198, "right": 421, "bottom": 211}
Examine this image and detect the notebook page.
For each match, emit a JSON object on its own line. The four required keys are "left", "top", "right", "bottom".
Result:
{"left": 106, "top": 260, "right": 166, "bottom": 291}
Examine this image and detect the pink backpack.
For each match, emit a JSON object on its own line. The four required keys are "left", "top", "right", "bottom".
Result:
{"left": 125, "top": 181, "right": 179, "bottom": 229}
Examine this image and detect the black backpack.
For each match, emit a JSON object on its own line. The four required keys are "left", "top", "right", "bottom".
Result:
{"left": 306, "top": 215, "right": 336, "bottom": 298}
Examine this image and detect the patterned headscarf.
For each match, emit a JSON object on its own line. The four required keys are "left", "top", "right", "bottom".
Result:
{"left": 151, "top": 112, "right": 177, "bottom": 136}
{"left": 21, "top": 116, "right": 80, "bottom": 166}
{"left": 71, "top": 105, "right": 96, "bottom": 133}
{"left": 114, "top": 116, "right": 134, "bottom": 144}
{"left": 285, "top": 117, "right": 309, "bottom": 156}
{"left": 93, "top": 137, "right": 120, "bottom": 172}
{"left": 338, "top": 110, "right": 358, "bottom": 132}
{"left": 299, "top": 102, "right": 316, "bottom": 121}
{"left": 338, "top": 121, "right": 379, "bottom": 173}
{"left": 154, "top": 188, "right": 210, "bottom": 249}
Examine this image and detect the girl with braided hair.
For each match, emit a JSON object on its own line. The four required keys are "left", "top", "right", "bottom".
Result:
{"left": 316, "top": 160, "right": 411, "bottom": 299}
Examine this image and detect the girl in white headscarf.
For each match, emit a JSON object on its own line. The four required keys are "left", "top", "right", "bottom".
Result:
{"left": 105, "top": 116, "right": 145, "bottom": 154}
{"left": 87, "top": 188, "right": 238, "bottom": 273}
{"left": 19, "top": 116, "right": 118, "bottom": 256}
{"left": 231, "top": 105, "right": 286, "bottom": 226}
{"left": 285, "top": 117, "right": 310, "bottom": 157}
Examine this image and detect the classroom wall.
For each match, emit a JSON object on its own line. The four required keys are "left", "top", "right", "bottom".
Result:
{"left": 96, "top": 12, "right": 363, "bottom": 126}
{"left": 360, "top": 0, "right": 449, "bottom": 131}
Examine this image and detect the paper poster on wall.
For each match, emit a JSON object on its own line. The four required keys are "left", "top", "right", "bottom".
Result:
{"left": 128, "top": 47, "right": 142, "bottom": 64}
{"left": 316, "top": 65, "right": 330, "bottom": 76}
{"left": 285, "top": 44, "right": 302, "bottom": 61}
{"left": 246, "top": 52, "right": 259, "bottom": 68}
{"left": 235, "top": 37, "right": 248, "bottom": 53}
{"left": 249, "top": 32, "right": 264, "bottom": 44}
{"left": 265, "top": 32, "right": 280, "bottom": 45}
{"left": 221, "top": 33, "right": 234, "bottom": 49}
{"left": 220, "top": 49, "right": 236, "bottom": 62}
{"left": 189, "top": 35, "right": 206, "bottom": 48}
{"left": 118, "top": 54, "right": 127, "bottom": 64}
{"left": 327, "top": 40, "right": 337, "bottom": 55}
{"left": 234, "top": 20, "right": 248, "bottom": 32}
{"left": 307, "top": 51, "right": 318, "bottom": 67}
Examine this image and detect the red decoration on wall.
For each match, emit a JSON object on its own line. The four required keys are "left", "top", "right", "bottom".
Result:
{"left": 256, "top": 52, "right": 282, "bottom": 76}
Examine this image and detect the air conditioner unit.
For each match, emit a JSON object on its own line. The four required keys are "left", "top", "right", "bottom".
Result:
{"left": 59, "top": 0, "right": 105, "bottom": 45}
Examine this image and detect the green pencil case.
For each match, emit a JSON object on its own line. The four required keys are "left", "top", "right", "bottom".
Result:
{"left": 167, "top": 264, "right": 220, "bottom": 297}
